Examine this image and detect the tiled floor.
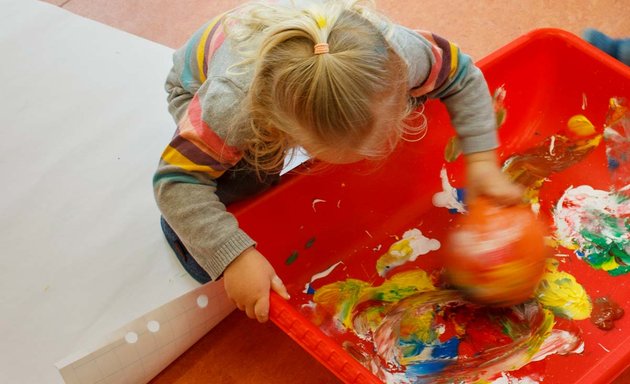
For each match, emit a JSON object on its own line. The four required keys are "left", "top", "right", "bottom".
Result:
{"left": 38, "top": 0, "right": 630, "bottom": 383}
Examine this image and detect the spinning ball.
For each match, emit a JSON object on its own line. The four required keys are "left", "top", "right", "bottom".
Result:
{"left": 444, "top": 197, "right": 547, "bottom": 306}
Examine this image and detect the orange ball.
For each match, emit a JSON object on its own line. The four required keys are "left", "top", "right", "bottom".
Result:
{"left": 444, "top": 197, "right": 547, "bottom": 306}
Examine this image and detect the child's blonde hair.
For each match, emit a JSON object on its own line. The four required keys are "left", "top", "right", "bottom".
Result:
{"left": 226, "top": 0, "right": 422, "bottom": 174}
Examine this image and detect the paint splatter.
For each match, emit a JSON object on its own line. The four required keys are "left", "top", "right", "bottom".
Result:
{"left": 305, "top": 237, "right": 316, "bottom": 249}
{"left": 591, "top": 296, "right": 624, "bottom": 330}
{"left": 432, "top": 166, "right": 466, "bottom": 213}
{"left": 502, "top": 117, "right": 602, "bottom": 213}
{"left": 535, "top": 259, "right": 592, "bottom": 320}
{"left": 567, "top": 115, "right": 597, "bottom": 136}
{"left": 552, "top": 185, "right": 630, "bottom": 275}
{"left": 603, "top": 98, "right": 629, "bottom": 189}
{"left": 494, "top": 84, "right": 508, "bottom": 128}
{"left": 285, "top": 250, "right": 299, "bottom": 265}
{"left": 312, "top": 198, "right": 326, "bottom": 212}
{"left": 375, "top": 229, "right": 440, "bottom": 277}
{"left": 582, "top": 93, "right": 588, "bottom": 111}
{"left": 302, "top": 261, "right": 345, "bottom": 294}
{"left": 444, "top": 137, "right": 462, "bottom": 163}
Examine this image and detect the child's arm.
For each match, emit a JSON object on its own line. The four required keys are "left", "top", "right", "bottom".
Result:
{"left": 156, "top": 17, "right": 289, "bottom": 321}
{"left": 389, "top": 26, "right": 522, "bottom": 204}
{"left": 155, "top": 80, "right": 290, "bottom": 322}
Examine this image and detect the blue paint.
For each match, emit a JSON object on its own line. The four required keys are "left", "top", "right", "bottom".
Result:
{"left": 449, "top": 188, "right": 467, "bottom": 214}
{"left": 431, "top": 337, "right": 460, "bottom": 359}
{"left": 398, "top": 337, "right": 459, "bottom": 377}
{"left": 306, "top": 285, "right": 316, "bottom": 295}
{"left": 608, "top": 157, "right": 620, "bottom": 170}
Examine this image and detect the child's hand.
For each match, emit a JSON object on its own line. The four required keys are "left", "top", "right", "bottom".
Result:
{"left": 223, "top": 247, "right": 290, "bottom": 322}
{"left": 465, "top": 150, "right": 524, "bottom": 206}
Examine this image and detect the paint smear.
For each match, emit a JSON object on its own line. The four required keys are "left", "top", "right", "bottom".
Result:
{"left": 490, "top": 372, "right": 540, "bottom": 384}
{"left": 591, "top": 296, "right": 624, "bottom": 330}
{"left": 535, "top": 259, "right": 592, "bottom": 320}
{"left": 314, "top": 269, "right": 435, "bottom": 329}
{"left": 603, "top": 98, "right": 630, "bottom": 189}
{"left": 375, "top": 228, "right": 440, "bottom": 277}
{"left": 553, "top": 185, "right": 630, "bottom": 275}
{"left": 494, "top": 84, "right": 508, "bottom": 128}
{"left": 502, "top": 118, "right": 601, "bottom": 213}
{"left": 433, "top": 166, "right": 466, "bottom": 213}
{"left": 312, "top": 265, "right": 586, "bottom": 383}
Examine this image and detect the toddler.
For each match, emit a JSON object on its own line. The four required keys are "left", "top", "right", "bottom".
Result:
{"left": 154, "top": 0, "right": 523, "bottom": 323}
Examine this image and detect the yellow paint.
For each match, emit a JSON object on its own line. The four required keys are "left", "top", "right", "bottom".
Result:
{"left": 375, "top": 238, "right": 415, "bottom": 276}
{"left": 567, "top": 115, "right": 596, "bottom": 136}
{"left": 608, "top": 97, "right": 628, "bottom": 125}
{"left": 399, "top": 310, "right": 435, "bottom": 344}
{"left": 535, "top": 259, "right": 592, "bottom": 320}
{"left": 313, "top": 270, "right": 435, "bottom": 329}
{"left": 599, "top": 256, "right": 622, "bottom": 272}
{"left": 313, "top": 279, "right": 370, "bottom": 328}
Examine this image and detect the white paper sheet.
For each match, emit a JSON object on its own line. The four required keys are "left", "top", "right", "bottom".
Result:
{"left": 55, "top": 280, "right": 235, "bottom": 384}
{"left": 0, "top": 1, "right": 223, "bottom": 382}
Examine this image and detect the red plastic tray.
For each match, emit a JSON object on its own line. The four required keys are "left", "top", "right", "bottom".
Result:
{"left": 229, "top": 29, "right": 630, "bottom": 383}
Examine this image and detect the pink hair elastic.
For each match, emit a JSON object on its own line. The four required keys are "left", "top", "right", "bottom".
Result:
{"left": 314, "top": 43, "right": 330, "bottom": 55}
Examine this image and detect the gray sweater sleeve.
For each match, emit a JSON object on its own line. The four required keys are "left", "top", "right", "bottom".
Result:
{"left": 387, "top": 25, "right": 498, "bottom": 154}
{"left": 154, "top": 39, "right": 256, "bottom": 280}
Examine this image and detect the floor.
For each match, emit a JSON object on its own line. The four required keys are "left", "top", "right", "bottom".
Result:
{"left": 39, "top": 0, "right": 630, "bottom": 383}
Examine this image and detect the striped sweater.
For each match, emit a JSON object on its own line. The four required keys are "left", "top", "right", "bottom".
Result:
{"left": 154, "top": 3, "right": 498, "bottom": 280}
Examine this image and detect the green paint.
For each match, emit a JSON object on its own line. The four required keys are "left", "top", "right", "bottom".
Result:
{"left": 444, "top": 136, "right": 462, "bottom": 163}
{"left": 285, "top": 250, "right": 299, "bottom": 265}
{"left": 305, "top": 237, "right": 316, "bottom": 249}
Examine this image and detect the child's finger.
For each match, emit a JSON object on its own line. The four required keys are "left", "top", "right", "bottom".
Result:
{"left": 271, "top": 275, "right": 290, "bottom": 300}
{"left": 254, "top": 296, "right": 270, "bottom": 323}
{"left": 245, "top": 305, "right": 256, "bottom": 320}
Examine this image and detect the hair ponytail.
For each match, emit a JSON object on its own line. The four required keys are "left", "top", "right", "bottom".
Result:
{"left": 226, "top": 1, "right": 414, "bottom": 174}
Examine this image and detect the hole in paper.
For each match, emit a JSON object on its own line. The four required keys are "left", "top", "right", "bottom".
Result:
{"left": 124, "top": 332, "right": 138, "bottom": 344}
{"left": 147, "top": 320, "right": 160, "bottom": 333}
{"left": 197, "top": 295, "right": 208, "bottom": 308}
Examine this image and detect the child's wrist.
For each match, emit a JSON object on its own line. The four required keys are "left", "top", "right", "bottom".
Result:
{"left": 464, "top": 149, "right": 498, "bottom": 165}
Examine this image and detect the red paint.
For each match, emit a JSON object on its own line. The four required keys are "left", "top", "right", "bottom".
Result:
{"left": 591, "top": 296, "right": 624, "bottom": 330}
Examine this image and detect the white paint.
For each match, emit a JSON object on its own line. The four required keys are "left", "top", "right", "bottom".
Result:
{"left": 582, "top": 92, "right": 588, "bottom": 110}
{"left": 312, "top": 199, "right": 327, "bottom": 212}
{"left": 302, "top": 261, "right": 345, "bottom": 293}
{"left": 553, "top": 185, "right": 630, "bottom": 253}
{"left": 377, "top": 229, "right": 440, "bottom": 276}
{"left": 531, "top": 329, "right": 584, "bottom": 362}
{"left": 399, "top": 229, "right": 441, "bottom": 260}
{"left": 432, "top": 166, "right": 466, "bottom": 213}
{"left": 598, "top": 343, "right": 611, "bottom": 353}
{"left": 491, "top": 372, "right": 539, "bottom": 384}
{"left": 549, "top": 135, "right": 556, "bottom": 155}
